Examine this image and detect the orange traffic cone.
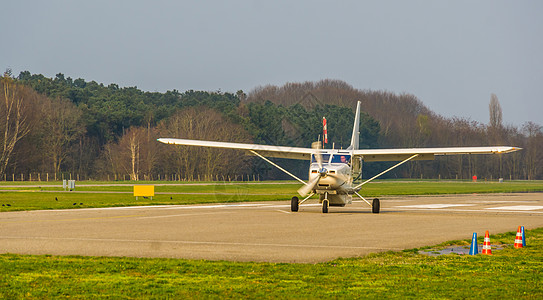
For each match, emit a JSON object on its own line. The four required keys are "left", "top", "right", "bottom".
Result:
{"left": 482, "top": 230, "right": 492, "bottom": 255}
{"left": 514, "top": 226, "right": 523, "bottom": 248}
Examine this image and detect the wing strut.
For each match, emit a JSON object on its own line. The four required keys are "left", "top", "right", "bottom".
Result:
{"left": 354, "top": 154, "right": 419, "bottom": 190}
{"left": 353, "top": 154, "right": 419, "bottom": 210}
{"left": 250, "top": 150, "right": 306, "bottom": 185}
{"left": 298, "top": 192, "right": 315, "bottom": 206}
{"left": 353, "top": 191, "right": 372, "bottom": 207}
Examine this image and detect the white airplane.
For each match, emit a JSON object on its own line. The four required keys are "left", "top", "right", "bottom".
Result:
{"left": 158, "top": 101, "right": 521, "bottom": 214}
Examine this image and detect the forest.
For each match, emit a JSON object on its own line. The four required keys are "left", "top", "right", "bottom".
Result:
{"left": 1, "top": 71, "right": 541, "bottom": 181}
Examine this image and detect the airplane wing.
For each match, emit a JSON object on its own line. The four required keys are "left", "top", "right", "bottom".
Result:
{"left": 353, "top": 146, "right": 521, "bottom": 162}
{"left": 157, "top": 138, "right": 313, "bottom": 160}
{"left": 158, "top": 138, "right": 521, "bottom": 162}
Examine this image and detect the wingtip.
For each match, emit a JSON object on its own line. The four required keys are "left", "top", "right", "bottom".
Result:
{"left": 500, "top": 146, "right": 522, "bottom": 153}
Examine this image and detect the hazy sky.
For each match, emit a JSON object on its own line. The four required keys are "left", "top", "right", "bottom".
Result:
{"left": 2, "top": 1, "right": 542, "bottom": 126}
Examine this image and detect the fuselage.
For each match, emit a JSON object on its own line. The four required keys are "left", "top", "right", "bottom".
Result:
{"left": 308, "top": 150, "right": 359, "bottom": 206}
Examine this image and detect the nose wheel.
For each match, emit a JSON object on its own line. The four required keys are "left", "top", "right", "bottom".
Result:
{"left": 322, "top": 199, "right": 329, "bottom": 213}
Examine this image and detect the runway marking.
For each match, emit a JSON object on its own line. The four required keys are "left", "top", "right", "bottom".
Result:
{"left": 0, "top": 236, "right": 402, "bottom": 251}
{"left": 391, "top": 208, "right": 543, "bottom": 214}
{"left": 395, "top": 204, "right": 475, "bottom": 209}
{"left": 354, "top": 199, "right": 415, "bottom": 203}
{"left": 485, "top": 205, "right": 543, "bottom": 211}
{"left": 137, "top": 211, "right": 231, "bottom": 219}
{"left": 161, "top": 203, "right": 322, "bottom": 210}
{"left": 27, "top": 204, "right": 272, "bottom": 213}
{"left": 0, "top": 214, "right": 144, "bottom": 224}
{"left": 476, "top": 200, "right": 537, "bottom": 203}
{"left": 43, "top": 205, "right": 176, "bottom": 212}
{"left": 161, "top": 203, "right": 275, "bottom": 210}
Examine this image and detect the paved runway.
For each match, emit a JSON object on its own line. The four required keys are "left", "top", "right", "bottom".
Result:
{"left": 1, "top": 193, "right": 542, "bottom": 263}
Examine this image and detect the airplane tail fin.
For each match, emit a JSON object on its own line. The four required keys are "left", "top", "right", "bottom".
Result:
{"left": 347, "top": 101, "right": 361, "bottom": 150}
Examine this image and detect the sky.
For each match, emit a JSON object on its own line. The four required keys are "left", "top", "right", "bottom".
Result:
{"left": 2, "top": 1, "right": 542, "bottom": 126}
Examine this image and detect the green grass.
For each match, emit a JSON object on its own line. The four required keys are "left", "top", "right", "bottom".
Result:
{"left": 1, "top": 180, "right": 542, "bottom": 211}
{"left": 1, "top": 228, "right": 541, "bottom": 299}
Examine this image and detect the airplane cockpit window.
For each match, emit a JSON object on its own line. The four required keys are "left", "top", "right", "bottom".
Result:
{"left": 331, "top": 154, "right": 351, "bottom": 164}
{"left": 311, "top": 154, "right": 331, "bottom": 164}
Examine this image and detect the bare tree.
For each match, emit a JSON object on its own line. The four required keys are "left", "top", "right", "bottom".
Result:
{"left": 156, "top": 107, "right": 252, "bottom": 179}
{"left": 41, "top": 97, "right": 85, "bottom": 173}
{"left": 522, "top": 122, "right": 543, "bottom": 180}
{"left": 0, "top": 74, "right": 31, "bottom": 177}
{"left": 489, "top": 93, "right": 503, "bottom": 129}
{"left": 103, "top": 126, "right": 155, "bottom": 181}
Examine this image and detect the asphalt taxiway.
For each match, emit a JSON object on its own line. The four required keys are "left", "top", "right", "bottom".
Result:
{"left": 1, "top": 193, "right": 542, "bottom": 263}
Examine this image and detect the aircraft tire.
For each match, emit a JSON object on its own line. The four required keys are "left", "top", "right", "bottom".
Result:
{"left": 372, "top": 198, "right": 380, "bottom": 214}
{"left": 291, "top": 196, "right": 299, "bottom": 212}
{"left": 322, "top": 199, "right": 329, "bottom": 214}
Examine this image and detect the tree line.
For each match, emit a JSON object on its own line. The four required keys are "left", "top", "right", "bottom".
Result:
{"left": 247, "top": 80, "right": 542, "bottom": 180}
{"left": 1, "top": 71, "right": 541, "bottom": 181}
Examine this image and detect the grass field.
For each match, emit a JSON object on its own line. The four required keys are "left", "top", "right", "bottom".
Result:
{"left": 1, "top": 180, "right": 542, "bottom": 298}
{"left": 1, "top": 228, "right": 541, "bottom": 298}
{"left": 1, "top": 180, "right": 542, "bottom": 212}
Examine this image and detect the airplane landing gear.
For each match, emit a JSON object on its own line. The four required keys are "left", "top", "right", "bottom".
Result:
{"left": 322, "top": 192, "right": 329, "bottom": 213}
{"left": 291, "top": 196, "right": 299, "bottom": 212}
{"left": 322, "top": 199, "right": 329, "bottom": 213}
{"left": 372, "top": 198, "right": 380, "bottom": 214}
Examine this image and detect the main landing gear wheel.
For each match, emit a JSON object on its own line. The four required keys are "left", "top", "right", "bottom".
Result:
{"left": 372, "top": 198, "right": 380, "bottom": 214}
{"left": 291, "top": 196, "right": 299, "bottom": 212}
{"left": 322, "top": 199, "right": 329, "bottom": 214}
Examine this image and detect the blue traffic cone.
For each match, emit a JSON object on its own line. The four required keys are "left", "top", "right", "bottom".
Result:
{"left": 469, "top": 232, "right": 478, "bottom": 255}
{"left": 521, "top": 226, "right": 526, "bottom": 247}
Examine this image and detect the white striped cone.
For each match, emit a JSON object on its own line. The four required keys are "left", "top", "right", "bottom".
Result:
{"left": 482, "top": 231, "right": 492, "bottom": 255}
{"left": 514, "top": 226, "right": 523, "bottom": 248}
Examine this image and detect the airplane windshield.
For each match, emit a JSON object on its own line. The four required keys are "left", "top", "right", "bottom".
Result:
{"left": 331, "top": 154, "right": 351, "bottom": 164}
{"left": 311, "top": 154, "right": 331, "bottom": 164}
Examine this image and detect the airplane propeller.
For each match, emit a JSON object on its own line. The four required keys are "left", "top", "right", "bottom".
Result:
{"left": 312, "top": 141, "right": 323, "bottom": 170}
{"left": 297, "top": 141, "right": 332, "bottom": 196}
{"left": 297, "top": 175, "right": 320, "bottom": 196}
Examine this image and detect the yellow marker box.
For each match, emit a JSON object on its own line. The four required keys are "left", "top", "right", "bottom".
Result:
{"left": 134, "top": 185, "right": 155, "bottom": 199}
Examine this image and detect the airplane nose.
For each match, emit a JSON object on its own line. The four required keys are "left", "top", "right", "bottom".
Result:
{"left": 319, "top": 168, "right": 327, "bottom": 177}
